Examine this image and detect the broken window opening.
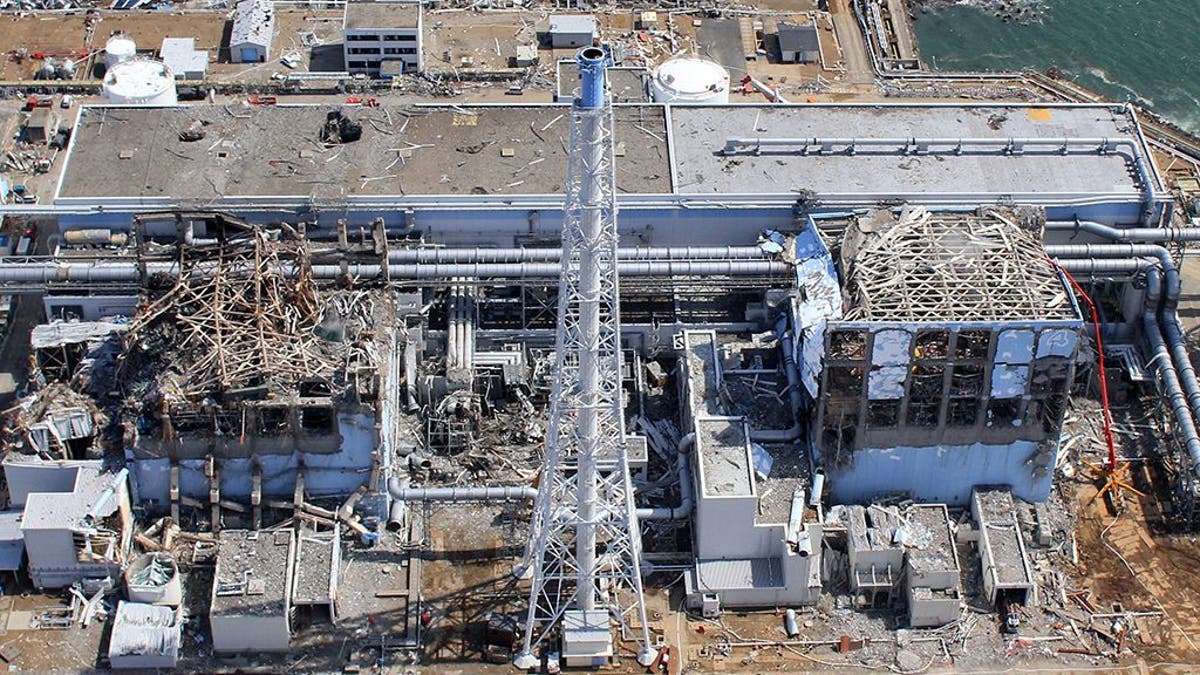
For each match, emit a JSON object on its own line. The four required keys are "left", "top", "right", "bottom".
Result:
{"left": 1041, "top": 394, "right": 1068, "bottom": 432}
{"left": 257, "top": 407, "right": 290, "bottom": 436}
{"left": 300, "top": 406, "right": 334, "bottom": 433}
{"left": 213, "top": 411, "right": 243, "bottom": 437}
{"left": 867, "top": 400, "right": 900, "bottom": 428}
{"left": 825, "top": 366, "right": 864, "bottom": 397}
{"left": 828, "top": 330, "right": 868, "bottom": 361}
{"left": 299, "top": 379, "right": 334, "bottom": 398}
{"left": 913, "top": 330, "right": 950, "bottom": 360}
{"left": 987, "top": 398, "right": 1021, "bottom": 428}
{"left": 821, "top": 420, "right": 857, "bottom": 456}
{"left": 950, "top": 364, "right": 984, "bottom": 397}
{"left": 955, "top": 330, "right": 992, "bottom": 360}
{"left": 909, "top": 365, "right": 945, "bottom": 400}
{"left": 906, "top": 401, "right": 940, "bottom": 428}
{"left": 947, "top": 398, "right": 979, "bottom": 427}
{"left": 1030, "top": 357, "right": 1071, "bottom": 395}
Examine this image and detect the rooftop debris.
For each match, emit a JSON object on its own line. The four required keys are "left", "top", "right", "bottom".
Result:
{"left": 121, "top": 231, "right": 382, "bottom": 403}
{"left": 840, "top": 206, "right": 1075, "bottom": 322}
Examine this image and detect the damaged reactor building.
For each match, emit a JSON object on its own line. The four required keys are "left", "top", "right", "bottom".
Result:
{"left": 0, "top": 54, "right": 1196, "bottom": 670}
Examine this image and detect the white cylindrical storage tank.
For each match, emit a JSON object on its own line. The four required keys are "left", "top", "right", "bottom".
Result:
{"left": 650, "top": 57, "right": 730, "bottom": 104}
{"left": 105, "top": 34, "right": 137, "bottom": 69}
{"left": 102, "top": 58, "right": 177, "bottom": 106}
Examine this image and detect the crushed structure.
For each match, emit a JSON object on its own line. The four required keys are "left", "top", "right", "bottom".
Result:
{"left": 812, "top": 207, "right": 1081, "bottom": 504}
{"left": 0, "top": 64, "right": 1195, "bottom": 671}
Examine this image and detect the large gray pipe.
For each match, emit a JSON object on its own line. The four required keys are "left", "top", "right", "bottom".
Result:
{"left": 1055, "top": 257, "right": 1157, "bottom": 277}
{"left": 319, "top": 260, "right": 789, "bottom": 280}
{"left": 749, "top": 332, "right": 805, "bottom": 443}
{"left": 638, "top": 432, "right": 695, "bottom": 521}
{"left": 1047, "top": 220, "right": 1200, "bottom": 244}
{"left": 1044, "top": 243, "right": 1179, "bottom": 294}
{"left": 1049, "top": 242, "right": 1200, "bottom": 480}
{"left": 0, "top": 259, "right": 789, "bottom": 286}
{"left": 386, "top": 477, "right": 537, "bottom": 503}
{"left": 383, "top": 246, "right": 773, "bottom": 264}
{"left": 1143, "top": 269, "right": 1200, "bottom": 480}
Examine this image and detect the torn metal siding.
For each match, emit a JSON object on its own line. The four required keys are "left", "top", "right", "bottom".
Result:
{"left": 792, "top": 218, "right": 842, "bottom": 399}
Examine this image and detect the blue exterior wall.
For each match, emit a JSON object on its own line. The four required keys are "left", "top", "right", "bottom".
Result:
{"left": 130, "top": 412, "right": 381, "bottom": 512}
{"left": 823, "top": 439, "right": 1055, "bottom": 505}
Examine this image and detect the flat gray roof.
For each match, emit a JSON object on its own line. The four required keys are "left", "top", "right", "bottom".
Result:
{"left": 344, "top": 1, "right": 420, "bottom": 31}
{"left": 669, "top": 104, "right": 1146, "bottom": 197}
{"left": 778, "top": 22, "right": 819, "bottom": 52}
{"left": 21, "top": 463, "right": 123, "bottom": 531}
{"left": 213, "top": 529, "right": 293, "bottom": 616}
{"left": 549, "top": 14, "right": 596, "bottom": 35}
{"left": 55, "top": 103, "right": 1153, "bottom": 203}
{"left": 698, "top": 417, "right": 752, "bottom": 497}
{"left": 905, "top": 504, "right": 957, "bottom": 575}
{"left": 58, "top": 104, "right": 670, "bottom": 200}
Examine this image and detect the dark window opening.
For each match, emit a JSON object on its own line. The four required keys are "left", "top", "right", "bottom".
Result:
{"left": 299, "top": 380, "right": 333, "bottom": 398}
{"left": 214, "top": 411, "right": 242, "bottom": 436}
{"left": 171, "top": 413, "right": 207, "bottom": 434}
{"left": 987, "top": 398, "right": 1021, "bottom": 428}
{"left": 1030, "top": 358, "right": 1071, "bottom": 395}
{"left": 947, "top": 398, "right": 979, "bottom": 427}
{"left": 955, "top": 330, "right": 992, "bottom": 360}
{"left": 867, "top": 400, "right": 900, "bottom": 428}
{"left": 300, "top": 406, "right": 334, "bottom": 433}
{"left": 821, "top": 421, "right": 856, "bottom": 454}
{"left": 950, "top": 364, "right": 984, "bottom": 397}
{"left": 1041, "top": 394, "right": 1068, "bottom": 431}
{"left": 906, "top": 401, "right": 940, "bottom": 428}
{"left": 258, "top": 407, "right": 290, "bottom": 436}
{"left": 909, "top": 364, "right": 945, "bottom": 399}
{"left": 826, "top": 366, "right": 864, "bottom": 397}
{"left": 828, "top": 330, "right": 867, "bottom": 360}
{"left": 914, "top": 330, "right": 950, "bottom": 360}
{"left": 66, "top": 436, "right": 93, "bottom": 460}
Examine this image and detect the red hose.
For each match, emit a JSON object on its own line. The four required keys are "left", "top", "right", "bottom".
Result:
{"left": 1048, "top": 258, "right": 1118, "bottom": 470}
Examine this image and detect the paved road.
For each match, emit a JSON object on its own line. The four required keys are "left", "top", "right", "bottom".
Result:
{"left": 698, "top": 18, "right": 746, "bottom": 79}
{"left": 830, "top": 0, "right": 875, "bottom": 84}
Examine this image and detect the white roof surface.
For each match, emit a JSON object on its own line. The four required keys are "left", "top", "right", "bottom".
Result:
{"left": 549, "top": 14, "right": 596, "bottom": 35}
{"left": 109, "top": 601, "right": 181, "bottom": 664}
{"left": 160, "top": 37, "right": 208, "bottom": 76}
{"left": 654, "top": 57, "right": 728, "bottom": 96}
{"left": 231, "top": 0, "right": 275, "bottom": 48}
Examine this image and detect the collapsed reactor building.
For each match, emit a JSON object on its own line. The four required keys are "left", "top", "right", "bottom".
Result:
{"left": 0, "top": 63, "right": 1195, "bottom": 668}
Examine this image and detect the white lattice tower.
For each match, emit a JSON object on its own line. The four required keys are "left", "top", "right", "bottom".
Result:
{"left": 513, "top": 48, "right": 657, "bottom": 670}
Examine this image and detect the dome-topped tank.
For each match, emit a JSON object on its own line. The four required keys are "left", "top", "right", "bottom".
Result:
{"left": 105, "top": 35, "right": 137, "bottom": 70}
{"left": 650, "top": 57, "right": 730, "bottom": 104}
{"left": 102, "top": 58, "right": 177, "bottom": 106}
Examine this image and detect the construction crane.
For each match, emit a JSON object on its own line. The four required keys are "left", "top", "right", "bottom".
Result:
{"left": 513, "top": 48, "right": 657, "bottom": 670}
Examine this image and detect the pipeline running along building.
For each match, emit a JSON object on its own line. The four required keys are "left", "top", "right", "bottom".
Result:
{"left": 0, "top": 92, "right": 1192, "bottom": 661}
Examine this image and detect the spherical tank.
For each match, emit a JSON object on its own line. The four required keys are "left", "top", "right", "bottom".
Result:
{"left": 650, "top": 57, "right": 730, "bottom": 104}
{"left": 102, "top": 58, "right": 178, "bottom": 106}
{"left": 104, "top": 35, "right": 137, "bottom": 70}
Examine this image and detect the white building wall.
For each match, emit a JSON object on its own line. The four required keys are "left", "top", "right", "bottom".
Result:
{"left": 695, "top": 494, "right": 764, "bottom": 558}
{"left": 21, "top": 525, "right": 78, "bottom": 585}
{"left": 210, "top": 614, "right": 291, "bottom": 652}
{"left": 44, "top": 294, "right": 138, "bottom": 322}
{"left": 343, "top": 27, "right": 422, "bottom": 76}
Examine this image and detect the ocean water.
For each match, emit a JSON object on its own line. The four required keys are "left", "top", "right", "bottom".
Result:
{"left": 912, "top": 0, "right": 1200, "bottom": 134}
